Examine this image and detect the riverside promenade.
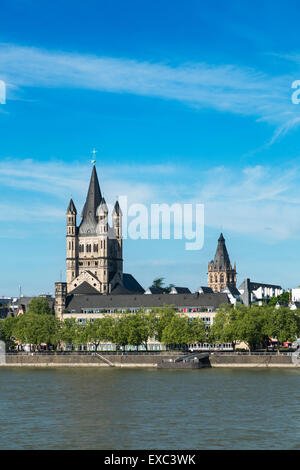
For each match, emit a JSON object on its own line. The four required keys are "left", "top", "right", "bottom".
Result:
{"left": 0, "top": 351, "right": 299, "bottom": 368}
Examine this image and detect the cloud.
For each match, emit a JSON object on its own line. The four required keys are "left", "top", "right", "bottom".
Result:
{"left": 0, "top": 202, "right": 64, "bottom": 222}
{"left": 197, "top": 164, "right": 300, "bottom": 240}
{"left": 2, "top": 158, "right": 300, "bottom": 242}
{"left": 1, "top": 43, "right": 300, "bottom": 140}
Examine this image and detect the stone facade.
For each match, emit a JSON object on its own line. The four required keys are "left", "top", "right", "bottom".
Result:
{"left": 65, "top": 165, "right": 123, "bottom": 295}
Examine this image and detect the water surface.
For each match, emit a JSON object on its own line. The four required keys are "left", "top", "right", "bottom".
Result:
{"left": 0, "top": 368, "right": 299, "bottom": 449}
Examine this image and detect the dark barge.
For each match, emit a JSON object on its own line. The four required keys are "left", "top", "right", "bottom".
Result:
{"left": 157, "top": 352, "right": 211, "bottom": 369}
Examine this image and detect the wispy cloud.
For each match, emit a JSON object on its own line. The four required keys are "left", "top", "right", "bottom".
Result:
{"left": 2, "top": 158, "right": 300, "bottom": 241}
{"left": 1, "top": 43, "right": 300, "bottom": 141}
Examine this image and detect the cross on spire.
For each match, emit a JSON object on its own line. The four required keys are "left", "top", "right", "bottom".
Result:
{"left": 91, "top": 148, "right": 97, "bottom": 165}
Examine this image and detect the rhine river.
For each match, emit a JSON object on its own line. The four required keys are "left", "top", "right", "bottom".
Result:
{"left": 0, "top": 368, "right": 299, "bottom": 450}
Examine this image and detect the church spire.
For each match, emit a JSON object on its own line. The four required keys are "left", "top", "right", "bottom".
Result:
{"left": 79, "top": 165, "right": 102, "bottom": 235}
{"left": 67, "top": 198, "right": 77, "bottom": 215}
{"left": 207, "top": 233, "right": 237, "bottom": 292}
{"left": 213, "top": 233, "right": 231, "bottom": 270}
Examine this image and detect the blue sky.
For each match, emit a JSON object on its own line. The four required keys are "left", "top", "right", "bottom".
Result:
{"left": 1, "top": 0, "right": 300, "bottom": 296}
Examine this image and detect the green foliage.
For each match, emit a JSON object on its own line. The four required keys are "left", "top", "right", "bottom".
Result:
{"left": 209, "top": 304, "right": 237, "bottom": 344}
{"left": 59, "top": 318, "right": 80, "bottom": 345}
{"left": 234, "top": 305, "right": 269, "bottom": 351}
{"left": 151, "top": 278, "right": 175, "bottom": 293}
{"left": 0, "top": 319, "right": 6, "bottom": 341}
{"left": 126, "top": 311, "right": 150, "bottom": 350}
{"left": 210, "top": 303, "right": 300, "bottom": 351}
{"left": 188, "top": 318, "right": 206, "bottom": 344}
{"left": 110, "top": 314, "right": 131, "bottom": 349}
{"left": 14, "top": 313, "right": 60, "bottom": 347}
{"left": 0, "top": 317, "right": 18, "bottom": 350}
{"left": 27, "top": 297, "right": 53, "bottom": 315}
{"left": 84, "top": 318, "right": 115, "bottom": 349}
{"left": 2, "top": 316, "right": 18, "bottom": 342}
{"left": 268, "top": 291, "right": 290, "bottom": 306}
{"left": 161, "top": 315, "right": 206, "bottom": 348}
{"left": 151, "top": 278, "right": 165, "bottom": 289}
{"left": 263, "top": 306, "right": 299, "bottom": 344}
{"left": 151, "top": 305, "right": 177, "bottom": 342}
{"left": 2, "top": 303, "right": 298, "bottom": 353}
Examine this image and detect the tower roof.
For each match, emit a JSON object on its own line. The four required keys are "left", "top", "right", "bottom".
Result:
{"left": 113, "top": 200, "right": 122, "bottom": 216}
{"left": 79, "top": 165, "right": 102, "bottom": 235}
{"left": 66, "top": 198, "right": 77, "bottom": 215}
{"left": 96, "top": 197, "right": 108, "bottom": 216}
{"left": 212, "top": 233, "right": 232, "bottom": 270}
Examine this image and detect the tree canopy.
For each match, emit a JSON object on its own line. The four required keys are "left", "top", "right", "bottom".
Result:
{"left": 210, "top": 303, "right": 300, "bottom": 350}
{"left": 151, "top": 278, "right": 175, "bottom": 293}
{"left": 1, "top": 303, "right": 299, "bottom": 352}
{"left": 26, "top": 297, "right": 53, "bottom": 315}
{"left": 268, "top": 292, "right": 290, "bottom": 306}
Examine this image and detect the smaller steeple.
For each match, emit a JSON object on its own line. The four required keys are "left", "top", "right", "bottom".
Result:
{"left": 213, "top": 233, "right": 231, "bottom": 270}
{"left": 113, "top": 200, "right": 122, "bottom": 216}
{"left": 113, "top": 200, "right": 122, "bottom": 242}
{"left": 67, "top": 198, "right": 77, "bottom": 215}
{"left": 208, "top": 233, "right": 237, "bottom": 292}
{"left": 97, "top": 197, "right": 108, "bottom": 216}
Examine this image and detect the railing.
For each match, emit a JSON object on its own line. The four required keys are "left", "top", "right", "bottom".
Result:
{"left": 6, "top": 350, "right": 293, "bottom": 356}
{"left": 6, "top": 350, "right": 182, "bottom": 356}
{"left": 212, "top": 351, "right": 292, "bottom": 356}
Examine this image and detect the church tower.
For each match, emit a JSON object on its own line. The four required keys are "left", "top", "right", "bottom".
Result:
{"left": 113, "top": 200, "right": 123, "bottom": 274}
{"left": 208, "top": 233, "right": 237, "bottom": 292}
{"left": 66, "top": 199, "right": 77, "bottom": 285}
{"left": 65, "top": 163, "right": 123, "bottom": 294}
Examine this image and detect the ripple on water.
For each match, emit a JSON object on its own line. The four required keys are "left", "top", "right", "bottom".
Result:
{"left": 0, "top": 367, "right": 299, "bottom": 449}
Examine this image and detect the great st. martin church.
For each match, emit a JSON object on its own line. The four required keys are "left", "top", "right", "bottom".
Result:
{"left": 54, "top": 162, "right": 234, "bottom": 318}
{"left": 64, "top": 163, "right": 144, "bottom": 296}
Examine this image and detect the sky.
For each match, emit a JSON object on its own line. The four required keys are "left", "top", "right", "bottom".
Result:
{"left": 2, "top": 0, "right": 300, "bottom": 296}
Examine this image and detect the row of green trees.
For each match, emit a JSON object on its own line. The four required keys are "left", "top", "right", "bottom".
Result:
{"left": 210, "top": 304, "right": 300, "bottom": 350}
{"left": 0, "top": 300, "right": 207, "bottom": 351}
{"left": 1, "top": 298, "right": 299, "bottom": 352}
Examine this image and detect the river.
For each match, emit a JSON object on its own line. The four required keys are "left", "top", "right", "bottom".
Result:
{"left": 0, "top": 368, "right": 298, "bottom": 449}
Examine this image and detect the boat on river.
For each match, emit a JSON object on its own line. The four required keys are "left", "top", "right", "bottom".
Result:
{"left": 157, "top": 352, "right": 211, "bottom": 369}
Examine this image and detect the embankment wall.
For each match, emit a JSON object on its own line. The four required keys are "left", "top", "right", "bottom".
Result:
{"left": 0, "top": 353, "right": 298, "bottom": 368}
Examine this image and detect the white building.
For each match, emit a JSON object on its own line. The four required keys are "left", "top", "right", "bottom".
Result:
{"left": 239, "top": 278, "right": 283, "bottom": 306}
{"left": 291, "top": 288, "right": 300, "bottom": 302}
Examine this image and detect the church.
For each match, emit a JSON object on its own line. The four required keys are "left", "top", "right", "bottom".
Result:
{"left": 64, "top": 163, "right": 144, "bottom": 296}
{"left": 207, "top": 233, "right": 237, "bottom": 292}
{"left": 54, "top": 162, "right": 231, "bottom": 321}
